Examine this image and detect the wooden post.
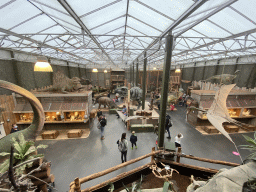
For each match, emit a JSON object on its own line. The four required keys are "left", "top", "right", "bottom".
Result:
{"left": 151, "top": 147, "right": 155, "bottom": 163}
{"left": 74, "top": 177, "right": 81, "bottom": 192}
{"left": 128, "top": 83, "right": 131, "bottom": 118}
{"left": 176, "top": 147, "right": 182, "bottom": 163}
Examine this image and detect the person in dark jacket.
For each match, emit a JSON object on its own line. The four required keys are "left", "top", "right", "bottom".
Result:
{"left": 130, "top": 131, "right": 138, "bottom": 150}
{"left": 165, "top": 114, "right": 171, "bottom": 139}
{"left": 11, "top": 124, "right": 19, "bottom": 133}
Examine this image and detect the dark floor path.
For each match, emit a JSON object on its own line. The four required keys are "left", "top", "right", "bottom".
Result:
{"left": 36, "top": 104, "right": 254, "bottom": 192}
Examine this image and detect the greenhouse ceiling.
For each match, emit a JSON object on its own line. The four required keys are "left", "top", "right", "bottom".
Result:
{"left": 0, "top": 0, "right": 256, "bottom": 69}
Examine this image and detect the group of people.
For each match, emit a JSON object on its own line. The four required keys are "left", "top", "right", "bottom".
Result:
{"left": 165, "top": 114, "right": 183, "bottom": 148}
{"left": 96, "top": 109, "right": 138, "bottom": 163}
{"left": 117, "top": 131, "right": 138, "bottom": 163}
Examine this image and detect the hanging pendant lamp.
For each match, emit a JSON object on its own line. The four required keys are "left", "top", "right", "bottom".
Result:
{"left": 34, "top": 56, "right": 53, "bottom": 72}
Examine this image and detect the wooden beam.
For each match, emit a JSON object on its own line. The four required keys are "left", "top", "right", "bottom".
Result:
{"left": 160, "top": 159, "right": 218, "bottom": 174}
{"left": 76, "top": 150, "right": 162, "bottom": 185}
{"left": 82, "top": 163, "right": 152, "bottom": 192}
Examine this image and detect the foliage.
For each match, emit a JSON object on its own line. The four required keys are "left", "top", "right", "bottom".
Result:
{"left": 108, "top": 182, "right": 114, "bottom": 192}
{"left": 162, "top": 181, "right": 171, "bottom": 192}
{"left": 0, "top": 133, "right": 48, "bottom": 175}
{"left": 240, "top": 132, "right": 256, "bottom": 160}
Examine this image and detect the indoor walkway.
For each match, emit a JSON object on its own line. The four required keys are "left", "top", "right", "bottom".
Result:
{"left": 36, "top": 104, "right": 254, "bottom": 192}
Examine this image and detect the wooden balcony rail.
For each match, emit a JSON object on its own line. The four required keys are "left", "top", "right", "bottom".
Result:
{"left": 69, "top": 147, "right": 240, "bottom": 192}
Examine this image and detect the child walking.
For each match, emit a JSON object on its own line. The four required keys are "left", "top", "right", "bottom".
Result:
{"left": 175, "top": 133, "right": 183, "bottom": 148}
{"left": 130, "top": 131, "right": 138, "bottom": 150}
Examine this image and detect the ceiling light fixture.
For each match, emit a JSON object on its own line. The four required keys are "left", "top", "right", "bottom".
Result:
{"left": 104, "top": 69, "right": 107, "bottom": 73}
{"left": 34, "top": 56, "right": 53, "bottom": 72}
{"left": 92, "top": 68, "right": 98, "bottom": 73}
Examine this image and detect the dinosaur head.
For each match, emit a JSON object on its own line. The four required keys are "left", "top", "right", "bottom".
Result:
{"left": 71, "top": 77, "right": 82, "bottom": 90}
{"left": 235, "top": 70, "right": 240, "bottom": 74}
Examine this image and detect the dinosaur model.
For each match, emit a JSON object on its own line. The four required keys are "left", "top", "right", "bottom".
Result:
{"left": 130, "top": 87, "right": 142, "bottom": 103}
{"left": 114, "top": 86, "right": 128, "bottom": 96}
{"left": 96, "top": 97, "right": 117, "bottom": 109}
{"left": 204, "top": 70, "right": 240, "bottom": 85}
{"left": 36, "top": 71, "right": 82, "bottom": 93}
{"left": 0, "top": 80, "right": 45, "bottom": 157}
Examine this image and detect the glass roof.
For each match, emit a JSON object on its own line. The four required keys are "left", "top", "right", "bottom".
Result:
{"left": 0, "top": 0, "right": 255, "bottom": 68}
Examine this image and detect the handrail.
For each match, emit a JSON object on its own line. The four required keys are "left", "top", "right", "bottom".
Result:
{"left": 70, "top": 147, "right": 240, "bottom": 192}
{"left": 70, "top": 148, "right": 161, "bottom": 192}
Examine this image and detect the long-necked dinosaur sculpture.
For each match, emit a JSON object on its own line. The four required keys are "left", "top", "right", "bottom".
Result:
{"left": 0, "top": 80, "right": 45, "bottom": 155}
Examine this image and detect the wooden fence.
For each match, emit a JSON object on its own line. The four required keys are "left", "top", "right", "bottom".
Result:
{"left": 69, "top": 147, "right": 240, "bottom": 192}
{"left": 0, "top": 95, "right": 16, "bottom": 135}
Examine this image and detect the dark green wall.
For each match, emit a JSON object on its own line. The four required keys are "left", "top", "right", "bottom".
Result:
{"left": 0, "top": 60, "right": 17, "bottom": 95}
{"left": 0, "top": 60, "right": 86, "bottom": 95}
{"left": 194, "top": 67, "right": 204, "bottom": 81}
{"left": 15, "top": 61, "right": 36, "bottom": 91}
{"left": 69, "top": 67, "right": 79, "bottom": 78}
{"left": 203, "top": 66, "right": 216, "bottom": 80}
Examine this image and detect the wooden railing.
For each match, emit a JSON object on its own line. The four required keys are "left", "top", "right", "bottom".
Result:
{"left": 69, "top": 147, "right": 240, "bottom": 192}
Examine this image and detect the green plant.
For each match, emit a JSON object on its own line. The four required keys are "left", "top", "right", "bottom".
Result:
{"left": 121, "top": 175, "right": 144, "bottom": 192}
{"left": 0, "top": 133, "right": 48, "bottom": 175}
{"left": 240, "top": 132, "right": 256, "bottom": 160}
{"left": 108, "top": 182, "right": 114, "bottom": 192}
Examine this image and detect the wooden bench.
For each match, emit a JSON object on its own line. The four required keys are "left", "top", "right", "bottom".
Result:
{"left": 42, "top": 130, "right": 59, "bottom": 139}
{"left": 203, "top": 126, "right": 219, "bottom": 134}
{"left": 67, "top": 129, "right": 83, "bottom": 138}
{"left": 224, "top": 125, "right": 239, "bottom": 133}
{"left": 130, "top": 124, "right": 154, "bottom": 133}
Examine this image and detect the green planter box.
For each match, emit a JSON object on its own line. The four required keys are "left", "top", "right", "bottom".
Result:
{"left": 130, "top": 124, "right": 154, "bottom": 133}
{"left": 109, "top": 108, "right": 121, "bottom": 114}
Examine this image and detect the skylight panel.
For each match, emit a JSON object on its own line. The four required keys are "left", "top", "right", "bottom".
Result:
{"left": 12, "top": 14, "right": 56, "bottom": 34}
{"left": 31, "top": 0, "right": 69, "bottom": 15}
{"left": 139, "top": 0, "right": 193, "bottom": 20}
{"left": 0, "top": 0, "right": 41, "bottom": 29}
{"left": 209, "top": 7, "right": 255, "bottom": 34}
{"left": 192, "top": 20, "right": 230, "bottom": 38}
{"left": 129, "top": 1, "right": 173, "bottom": 33}
{"left": 127, "top": 17, "right": 161, "bottom": 36}
{"left": 91, "top": 17, "right": 126, "bottom": 34}
{"left": 232, "top": 0, "right": 256, "bottom": 25}
{"left": 81, "top": 2, "right": 126, "bottom": 30}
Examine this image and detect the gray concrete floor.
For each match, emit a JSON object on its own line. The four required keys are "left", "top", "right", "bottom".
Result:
{"left": 36, "top": 103, "right": 254, "bottom": 192}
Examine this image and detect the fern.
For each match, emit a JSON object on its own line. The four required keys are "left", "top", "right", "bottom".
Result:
{"left": 239, "top": 132, "right": 256, "bottom": 161}
{"left": 0, "top": 133, "right": 48, "bottom": 175}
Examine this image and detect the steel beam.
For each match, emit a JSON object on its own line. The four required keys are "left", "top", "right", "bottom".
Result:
{"left": 142, "top": 52, "right": 147, "bottom": 110}
{"left": 158, "top": 32, "right": 174, "bottom": 148}
{"left": 136, "top": 59, "right": 139, "bottom": 86}
{"left": 175, "top": 0, "right": 238, "bottom": 37}
{"left": 57, "top": 0, "right": 115, "bottom": 66}
{"left": 133, "top": 62, "right": 135, "bottom": 85}
{"left": 131, "top": 0, "right": 207, "bottom": 66}
{"left": 0, "top": 27, "right": 96, "bottom": 64}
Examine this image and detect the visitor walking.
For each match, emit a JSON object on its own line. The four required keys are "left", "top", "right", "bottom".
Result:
{"left": 117, "top": 133, "right": 128, "bottom": 163}
{"left": 10, "top": 124, "right": 19, "bottom": 133}
{"left": 130, "top": 131, "right": 137, "bottom": 150}
{"left": 175, "top": 133, "right": 183, "bottom": 148}
{"left": 165, "top": 114, "right": 172, "bottom": 139}
{"left": 99, "top": 115, "right": 107, "bottom": 140}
